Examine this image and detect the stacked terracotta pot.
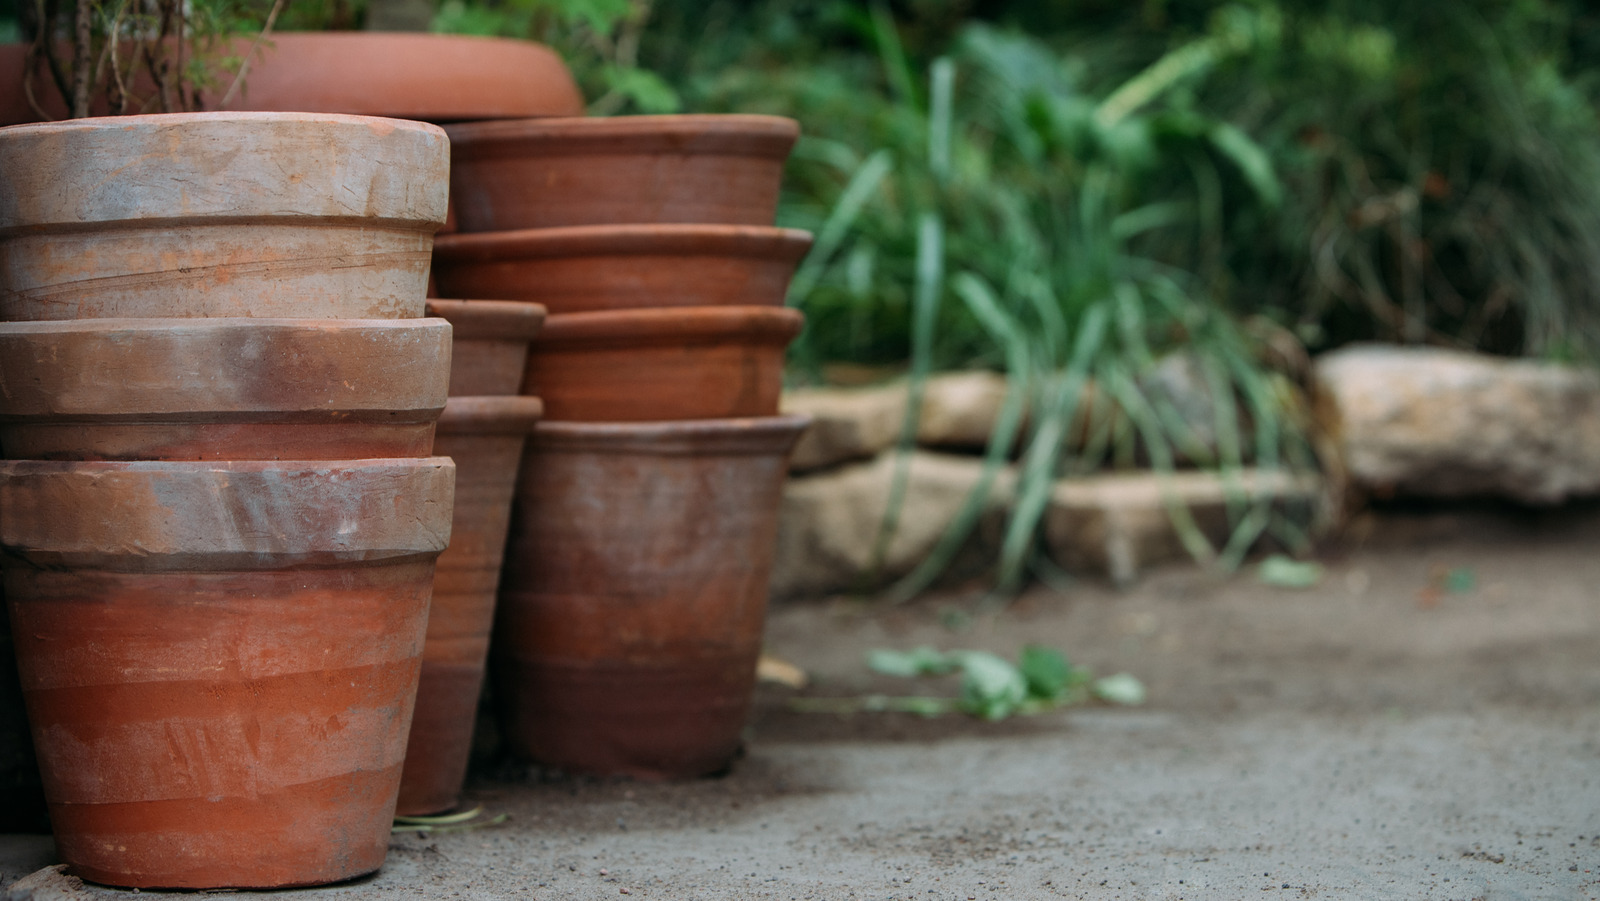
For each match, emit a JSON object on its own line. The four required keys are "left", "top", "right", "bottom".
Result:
{"left": 0, "top": 113, "right": 454, "bottom": 889}
{"left": 432, "top": 115, "right": 814, "bottom": 780}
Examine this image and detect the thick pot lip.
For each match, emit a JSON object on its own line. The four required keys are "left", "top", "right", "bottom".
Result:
{"left": 437, "top": 395, "right": 544, "bottom": 435}
{"left": 425, "top": 299, "right": 547, "bottom": 339}
{"left": 0, "top": 109, "right": 448, "bottom": 135}
{"left": 534, "top": 305, "right": 803, "bottom": 349}
{"left": 442, "top": 114, "right": 798, "bottom": 159}
{"left": 432, "top": 223, "right": 814, "bottom": 264}
{"left": 527, "top": 414, "right": 812, "bottom": 457}
{"left": 0, "top": 456, "right": 456, "bottom": 569}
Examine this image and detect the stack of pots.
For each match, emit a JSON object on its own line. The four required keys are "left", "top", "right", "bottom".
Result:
{"left": 432, "top": 115, "right": 814, "bottom": 780}
{"left": 0, "top": 113, "right": 455, "bottom": 889}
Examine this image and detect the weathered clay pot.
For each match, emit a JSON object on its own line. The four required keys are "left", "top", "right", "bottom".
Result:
{"left": 0, "top": 318, "right": 451, "bottom": 460}
{"left": 397, "top": 396, "right": 544, "bottom": 816}
{"left": 524, "top": 306, "right": 803, "bottom": 421}
{"left": 431, "top": 224, "right": 812, "bottom": 314}
{"left": 492, "top": 415, "right": 809, "bottom": 779}
{"left": 0, "top": 112, "right": 448, "bottom": 321}
{"left": 0, "top": 457, "right": 455, "bottom": 889}
{"left": 443, "top": 115, "right": 799, "bottom": 232}
{"left": 424, "top": 299, "right": 547, "bottom": 396}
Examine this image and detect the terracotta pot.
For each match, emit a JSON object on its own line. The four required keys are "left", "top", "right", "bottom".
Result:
{"left": 0, "top": 318, "right": 451, "bottom": 460}
{"left": 425, "top": 299, "right": 547, "bottom": 396}
{"left": 443, "top": 115, "right": 799, "bottom": 232}
{"left": 397, "top": 396, "right": 544, "bottom": 816}
{"left": 0, "top": 457, "right": 454, "bottom": 889}
{"left": 0, "top": 112, "right": 448, "bottom": 321}
{"left": 1, "top": 35, "right": 582, "bottom": 127}
{"left": 431, "top": 224, "right": 812, "bottom": 314}
{"left": 492, "top": 415, "right": 809, "bottom": 779}
{"left": 523, "top": 306, "right": 803, "bottom": 421}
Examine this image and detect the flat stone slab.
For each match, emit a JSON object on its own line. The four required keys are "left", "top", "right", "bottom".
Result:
{"left": 1313, "top": 343, "right": 1600, "bottom": 504}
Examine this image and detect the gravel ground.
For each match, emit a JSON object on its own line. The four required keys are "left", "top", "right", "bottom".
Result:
{"left": 3, "top": 502, "right": 1599, "bottom": 899}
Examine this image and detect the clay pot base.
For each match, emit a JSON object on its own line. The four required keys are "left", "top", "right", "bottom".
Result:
{"left": 443, "top": 114, "right": 799, "bottom": 231}
{"left": 0, "top": 318, "right": 452, "bottom": 460}
{"left": 524, "top": 306, "right": 803, "bottom": 421}
{"left": 494, "top": 416, "right": 808, "bottom": 779}
{"left": 397, "top": 398, "right": 543, "bottom": 816}
{"left": 430, "top": 224, "right": 812, "bottom": 314}
{"left": 0, "top": 112, "right": 448, "bottom": 321}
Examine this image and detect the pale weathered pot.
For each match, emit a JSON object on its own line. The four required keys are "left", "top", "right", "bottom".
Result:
{"left": 443, "top": 115, "right": 799, "bottom": 232}
{"left": 0, "top": 112, "right": 448, "bottom": 321}
{"left": 397, "top": 395, "right": 544, "bottom": 816}
{"left": 523, "top": 306, "right": 803, "bottom": 421}
{"left": 492, "top": 415, "right": 809, "bottom": 779}
{"left": 424, "top": 300, "right": 547, "bottom": 396}
{"left": 0, "top": 457, "right": 455, "bottom": 889}
{"left": 431, "top": 224, "right": 812, "bottom": 314}
{"left": 0, "top": 318, "right": 451, "bottom": 460}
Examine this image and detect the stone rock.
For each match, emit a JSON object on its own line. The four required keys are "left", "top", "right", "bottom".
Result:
{"left": 1044, "top": 469, "right": 1324, "bottom": 587}
{"left": 770, "top": 451, "right": 1014, "bottom": 600}
{"left": 1313, "top": 344, "right": 1600, "bottom": 504}
{"left": 781, "top": 383, "right": 907, "bottom": 472}
{"left": 916, "top": 370, "right": 1014, "bottom": 449}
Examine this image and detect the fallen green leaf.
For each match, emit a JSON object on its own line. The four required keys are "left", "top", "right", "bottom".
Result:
{"left": 1092, "top": 672, "right": 1148, "bottom": 706}
{"left": 867, "top": 645, "right": 956, "bottom": 677}
{"left": 1258, "top": 554, "right": 1323, "bottom": 588}
{"left": 952, "top": 650, "right": 1029, "bottom": 720}
{"left": 1018, "top": 644, "right": 1077, "bottom": 700}
{"left": 1445, "top": 567, "right": 1476, "bottom": 593}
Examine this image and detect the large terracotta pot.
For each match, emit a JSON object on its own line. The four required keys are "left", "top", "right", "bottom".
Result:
{"left": 397, "top": 396, "right": 543, "bottom": 816}
{"left": 523, "top": 306, "right": 803, "bottom": 421}
{"left": 425, "top": 299, "right": 547, "bottom": 395}
{"left": 492, "top": 416, "right": 809, "bottom": 779}
{"left": 0, "top": 35, "right": 582, "bottom": 127}
{"left": 443, "top": 115, "right": 799, "bottom": 232}
{"left": 430, "top": 224, "right": 812, "bottom": 314}
{"left": 0, "top": 112, "right": 448, "bottom": 321}
{"left": 0, "top": 457, "right": 455, "bottom": 889}
{"left": 0, "top": 318, "right": 451, "bottom": 460}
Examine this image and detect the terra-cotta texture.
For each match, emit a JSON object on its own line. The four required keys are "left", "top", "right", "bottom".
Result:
{"left": 0, "top": 457, "right": 455, "bottom": 889}
{"left": 0, "top": 112, "right": 448, "bottom": 321}
{"left": 0, "top": 318, "right": 451, "bottom": 460}
{"left": 424, "top": 300, "right": 547, "bottom": 396}
{"left": 522, "top": 306, "right": 803, "bottom": 421}
{"left": 442, "top": 115, "right": 799, "bottom": 232}
{"left": 430, "top": 224, "right": 812, "bottom": 314}
{"left": 492, "top": 416, "right": 809, "bottom": 779}
{"left": 398, "top": 396, "right": 544, "bottom": 816}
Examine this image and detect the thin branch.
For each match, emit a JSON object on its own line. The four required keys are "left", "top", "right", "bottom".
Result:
{"left": 218, "top": 0, "right": 286, "bottom": 109}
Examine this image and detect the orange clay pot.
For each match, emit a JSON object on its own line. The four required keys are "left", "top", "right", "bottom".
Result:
{"left": 397, "top": 396, "right": 544, "bottom": 816}
{"left": 1, "top": 35, "right": 581, "bottom": 127}
{"left": 0, "top": 112, "right": 448, "bottom": 321}
{"left": 0, "top": 318, "right": 451, "bottom": 460}
{"left": 442, "top": 115, "right": 799, "bottom": 232}
{"left": 523, "top": 306, "right": 803, "bottom": 421}
{"left": 424, "top": 299, "right": 547, "bottom": 396}
{"left": 0, "top": 457, "right": 455, "bottom": 889}
{"left": 492, "top": 416, "right": 809, "bottom": 779}
{"left": 430, "top": 224, "right": 812, "bottom": 314}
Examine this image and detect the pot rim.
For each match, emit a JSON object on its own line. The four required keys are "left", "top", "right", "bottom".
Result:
{"left": 442, "top": 114, "right": 798, "bottom": 158}
{"left": 528, "top": 414, "right": 811, "bottom": 457}
{"left": 437, "top": 395, "right": 544, "bottom": 435}
{"left": 0, "top": 456, "right": 455, "bottom": 569}
{"left": 432, "top": 223, "right": 813, "bottom": 264}
{"left": 425, "top": 299, "right": 547, "bottom": 339}
{"left": 534, "top": 305, "right": 803, "bottom": 349}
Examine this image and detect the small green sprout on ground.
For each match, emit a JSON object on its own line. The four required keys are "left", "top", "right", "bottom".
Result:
{"left": 1258, "top": 554, "right": 1324, "bottom": 589}
{"left": 392, "top": 806, "right": 508, "bottom": 835}
{"left": 789, "top": 645, "right": 1145, "bottom": 720}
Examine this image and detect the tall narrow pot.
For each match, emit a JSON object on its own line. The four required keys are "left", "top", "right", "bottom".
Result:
{"left": 431, "top": 224, "right": 812, "bottom": 314}
{"left": 524, "top": 306, "right": 803, "bottom": 421}
{"left": 0, "top": 112, "right": 448, "bottom": 321}
{"left": 0, "top": 318, "right": 451, "bottom": 460}
{"left": 397, "top": 396, "right": 543, "bottom": 816}
{"left": 493, "top": 416, "right": 808, "bottom": 779}
{"left": 443, "top": 115, "right": 799, "bottom": 232}
{"left": 0, "top": 457, "right": 455, "bottom": 889}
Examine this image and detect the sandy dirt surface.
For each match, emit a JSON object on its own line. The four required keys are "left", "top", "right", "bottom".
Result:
{"left": 3, "top": 503, "right": 1599, "bottom": 899}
